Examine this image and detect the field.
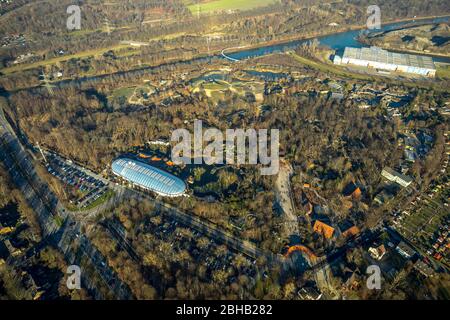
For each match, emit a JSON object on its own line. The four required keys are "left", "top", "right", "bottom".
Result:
{"left": 288, "top": 52, "right": 376, "bottom": 81}
{"left": 192, "top": 77, "right": 264, "bottom": 101}
{"left": 364, "top": 23, "right": 450, "bottom": 57}
{"left": 437, "top": 64, "right": 450, "bottom": 79}
{"left": 183, "top": 0, "right": 279, "bottom": 14}
{"left": 110, "top": 86, "right": 137, "bottom": 101}
{"left": 399, "top": 199, "right": 447, "bottom": 241}
{"left": 110, "top": 83, "right": 158, "bottom": 105}
{"left": 202, "top": 81, "right": 229, "bottom": 90}
{"left": 397, "top": 166, "right": 449, "bottom": 244}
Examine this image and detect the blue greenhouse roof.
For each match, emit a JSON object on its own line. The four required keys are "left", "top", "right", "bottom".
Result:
{"left": 112, "top": 158, "right": 186, "bottom": 197}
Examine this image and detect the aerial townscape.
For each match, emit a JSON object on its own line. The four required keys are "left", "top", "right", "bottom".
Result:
{"left": 0, "top": 0, "right": 449, "bottom": 307}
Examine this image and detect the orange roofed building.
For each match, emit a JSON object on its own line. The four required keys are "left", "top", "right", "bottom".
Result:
{"left": 343, "top": 181, "right": 362, "bottom": 200}
{"left": 313, "top": 220, "right": 335, "bottom": 239}
{"left": 342, "top": 226, "right": 360, "bottom": 238}
{"left": 351, "top": 187, "right": 362, "bottom": 200}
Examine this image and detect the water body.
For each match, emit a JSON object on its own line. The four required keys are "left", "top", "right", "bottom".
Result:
{"left": 225, "top": 16, "right": 450, "bottom": 63}
{"left": 11, "top": 16, "right": 449, "bottom": 94}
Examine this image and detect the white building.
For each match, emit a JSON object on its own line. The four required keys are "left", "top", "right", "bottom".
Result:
{"left": 396, "top": 241, "right": 416, "bottom": 259}
{"left": 334, "top": 46, "right": 436, "bottom": 78}
{"left": 381, "top": 167, "right": 413, "bottom": 188}
{"left": 369, "top": 244, "right": 387, "bottom": 260}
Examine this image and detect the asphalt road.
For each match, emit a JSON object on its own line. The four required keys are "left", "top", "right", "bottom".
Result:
{"left": 0, "top": 109, "right": 133, "bottom": 299}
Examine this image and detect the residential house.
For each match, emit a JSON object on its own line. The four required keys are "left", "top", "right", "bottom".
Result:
{"left": 374, "top": 190, "right": 394, "bottom": 205}
{"left": 338, "top": 220, "right": 360, "bottom": 239}
{"left": 298, "top": 287, "right": 322, "bottom": 300}
{"left": 369, "top": 244, "right": 387, "bottom": 260}
{"left": 414, "top": 260, "right": 434, "bottom": 278}
{"left": 313, "top": 220, "right": 335, "bottom": 239}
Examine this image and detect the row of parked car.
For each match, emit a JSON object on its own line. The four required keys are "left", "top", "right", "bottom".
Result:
{"left": 44, "top": 153, "right": 107, "bottom": 208}
{"left": 77, "top": 186, "right": 108, "bottom": 208}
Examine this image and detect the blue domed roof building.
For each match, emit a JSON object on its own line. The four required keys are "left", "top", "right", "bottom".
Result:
{"left": 112, "top": 158, "right": 186, "bottom": 197}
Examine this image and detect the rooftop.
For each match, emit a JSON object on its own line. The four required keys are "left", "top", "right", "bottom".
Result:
{"left": 343, "top": 46, "right": 435, "bottom": 70}
{"left": 396, "top": 241, "right": 416, "bottom": 258}
{"left": 112, "top": 158, "right": 186, "bottom": 197}
{"left": 313, "top": 220, "right": 335, "bottom": 239}
{"left": 414, "top": 260, "right": 434, "bottom": 277}
{"left": 382, "top": 167, "right": 414, "bottom": 185}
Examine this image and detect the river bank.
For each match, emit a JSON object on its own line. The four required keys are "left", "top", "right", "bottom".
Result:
{"left": 4, "top": 15, "right": 449, "bottom": 93}
{"left": 357, "top": 41, "right": 450, "bottom": 61}
{"left": 221, "top": 14, "right": 450, "bottom": 57}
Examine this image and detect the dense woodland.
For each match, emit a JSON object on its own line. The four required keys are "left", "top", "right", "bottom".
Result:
{"left": 90, "top": 197, "right": 294, "bottom": 299}
{"left": 3, "top": 55, "right": 447, "bottom": 248}
{"left": 0, "top": 0, "right": 449, "bottom": 300}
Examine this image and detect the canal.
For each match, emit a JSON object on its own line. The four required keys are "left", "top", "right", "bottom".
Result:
{"left": 225, "top": 16, "right": 450, "bottom": 64}
{"left": 8, "top": 15, "right": 450, "bottom": 94}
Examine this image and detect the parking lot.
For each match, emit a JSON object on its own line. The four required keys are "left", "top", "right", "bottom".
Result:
{"left": 44, "top": 152, "right": 107, "bottom": 209}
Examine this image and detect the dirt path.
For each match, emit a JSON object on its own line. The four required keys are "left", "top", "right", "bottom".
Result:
{"left": 275, "top": 161, "right": 299, "bottom": 237}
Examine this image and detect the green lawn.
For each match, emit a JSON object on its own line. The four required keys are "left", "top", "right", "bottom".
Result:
{"left": 436, "top": 65, "right": 450, "bottom": 79}
{"left": 83, "top": 190, "right": 114, "bottom": 211}
{"left": 111, "top": 86, "right": 136, "bottom": 100}
{"left": 53, "top": 215, "right": 64, "bottom": 227}
{"left": 203, "top": 82, "right": 228, "bottom": 90}
{"left": 184, "top": 0, "right": 279, "bottom": 14}
{"left": 289, "top": 52, "right": 375, "bottom": 81}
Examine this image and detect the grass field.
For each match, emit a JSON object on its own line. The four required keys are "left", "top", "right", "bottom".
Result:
{"left": 202, "top": 81, "right": 229, "bottom": 90}
{"left": 83, "top": 190, "right": 114, "bottom": 211}
{"left": 183, "top": 0, "right": 279, "bottom": 14}
{"left": 289, "top": 52, "right": 375, "bottom": 81}
{"left": 111, "top": 86, "right": 137, "bottom": 100}
{"left": 437, "top": 65, "right": 450, "bottom": 79}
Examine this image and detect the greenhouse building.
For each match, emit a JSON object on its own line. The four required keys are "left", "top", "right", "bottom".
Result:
{"left": 112, "top": 158, "right": 186, "bottom": 197}
{"left": 334, "top": 46, "right": 436, "bottom": 77}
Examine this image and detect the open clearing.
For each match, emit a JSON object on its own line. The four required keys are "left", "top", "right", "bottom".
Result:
{"left": 183, "top": 0, "right": 279, "bottom": 14}
{"left": 437, "top": 64, "right": 450, "bottom": 79}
